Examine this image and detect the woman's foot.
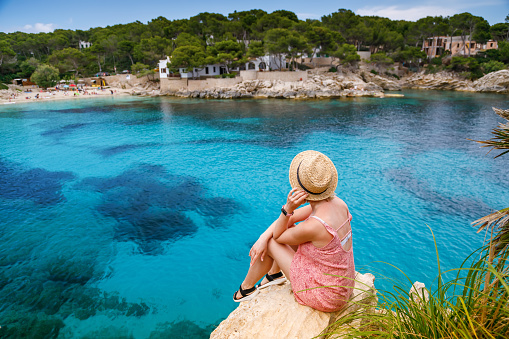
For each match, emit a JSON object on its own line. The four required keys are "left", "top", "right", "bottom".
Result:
{"left": 233, "top": 284, "right": 259, "bottom": 302}
{"left": 256, "top": 271, "right": 287, "bottom": 290}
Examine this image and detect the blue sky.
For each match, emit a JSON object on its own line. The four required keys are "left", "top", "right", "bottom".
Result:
{"left": 0, "top": 0, "right": 507, "bottom": 34}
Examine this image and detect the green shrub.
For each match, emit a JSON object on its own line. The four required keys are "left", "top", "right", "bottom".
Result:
{"left": 0, "top": 83, "right": 8, "bottom": 90}
{"left": 481, "top": 60, "right": 506, "bottom": 74}
{"left": 328, "top": 67, "right": 337, "bottom": 72}
{"left": 370, "top": 69, "right": 378, "bottom": 75}
{"left": 136, "top": 69, "right": 156, "bottom": 79}
{"left": 31, "top": 64, "right": 60, "bottom": 88}
{"left": 425, "top": 65, "right": 439, "bottom": 74}
{"left": 297, "top": 63, "right": 311, "bottom": 71}
{"left": 430, "top": 57, "right": 443, "bottom": 66}
{"left": 448, "top": 57, "right": 484, "bottom": 80}
{"left": 370, "top": 52, "right": 394, "bottom": 66}
{"left": 215, "top": 73, "right": 236, "bottom": 78}
{"left": 0, "top": 74, "right": 17, "bottom": 84}
{"left": 384, "top": 71, "right": 400, "bottom": 79}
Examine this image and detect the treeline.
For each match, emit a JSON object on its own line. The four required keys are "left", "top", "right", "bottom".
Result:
{"left": 0, "top": 9, "right": 508, "bottom": 84}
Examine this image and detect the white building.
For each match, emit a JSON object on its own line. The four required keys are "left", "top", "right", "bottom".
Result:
{"left": 158, "top": 54, "right": 287, "bottom": 79}
{"left": 246, "top": 55, "right": 286, "bottom": 71}
{"left": 79, "top": 40, "right": 92, "bottom": 49}
{"left": 158, "top": 56, "right": 223, "bottom": 78}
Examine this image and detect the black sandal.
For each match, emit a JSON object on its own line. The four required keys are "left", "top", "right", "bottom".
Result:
{"left": 233, "top": 284, "right": 259, "bottom": 302}
{"left": 256, "top": 271, "right": 287, "bottom": 290}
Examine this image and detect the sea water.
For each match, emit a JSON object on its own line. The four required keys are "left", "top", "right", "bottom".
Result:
{"left": 0, "top": 92, "right": 507, "bottom": 338}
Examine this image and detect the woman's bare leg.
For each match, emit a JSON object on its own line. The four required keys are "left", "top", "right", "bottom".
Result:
{"left": 238, "top": 238, "right": 295, "bottom": 294}
{"left": 265, "top": 238, "right": 295, "bottom": 280}
{"left": 269, "top": 262, "right": 281, "bottom": 275}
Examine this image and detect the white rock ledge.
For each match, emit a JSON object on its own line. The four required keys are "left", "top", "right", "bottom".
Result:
{"left": 210, "top": 271, "right": 376, "bottom": 339}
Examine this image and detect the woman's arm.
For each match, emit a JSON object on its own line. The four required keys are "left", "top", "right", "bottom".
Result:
{"left": 249, "top": 203, "right": 311, "bottom": 265}
{"left": 272, "top": 189, "right": 308, "bottom": 240}
{"left": 273, "top": 219, "right": 319, "bottom": 245}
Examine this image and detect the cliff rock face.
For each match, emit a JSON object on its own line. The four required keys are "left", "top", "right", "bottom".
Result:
{"left": 402, "top": 72, "right": 474, "bottom": 91}
{"left": 171, "top": 74, "right": 385, "bottom": 99}
{"left": 361, "top": 72, "right": 402, "bottom": 91}
{"left": 472, "top": 70, "right": 509, "bottom": 93}
{"left": 210, "top": 272, "right": 376, "bottom": 339}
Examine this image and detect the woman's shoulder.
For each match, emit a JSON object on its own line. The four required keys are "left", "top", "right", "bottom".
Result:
{"left": 332, "top": 196, "right": 349, "bottom": 210}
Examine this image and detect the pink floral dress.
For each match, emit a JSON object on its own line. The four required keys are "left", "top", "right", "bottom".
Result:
{"left": 290, "top": 214, "right": 355, "bottom": 312}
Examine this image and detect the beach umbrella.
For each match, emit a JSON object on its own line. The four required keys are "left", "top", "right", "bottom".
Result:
{"left": 63, "top": 85, "right": 69, "bottom": 88}
{"left": 70, "top": 84, "right": 76, "bottom": 87}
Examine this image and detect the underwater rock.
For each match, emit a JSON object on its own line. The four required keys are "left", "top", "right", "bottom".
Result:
{"left": 78, "top": 164, "right": 239, "bottom": 254}
{"left": 0, "top": 159, "right": 75, "bottom": 205}
{"left": 0, "top": 312, "right": 65, "bottom": 338}
{"left": 148, "top": 320, "right": 216, "bottom": 339}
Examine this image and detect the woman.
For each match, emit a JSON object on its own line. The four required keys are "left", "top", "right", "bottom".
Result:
{"left": 233, "top": 150, "right": 355, "bottom": 312}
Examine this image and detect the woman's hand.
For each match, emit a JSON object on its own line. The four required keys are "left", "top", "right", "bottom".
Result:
{"left": 249, "top": 237, "right": 268, "bottom": 266}
{"left": 284, "top": 188, "right": 308, "bottom": 215}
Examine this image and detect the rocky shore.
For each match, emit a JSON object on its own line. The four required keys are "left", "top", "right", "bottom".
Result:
{"left": 165, "top": 69, "right": 508, "bottom": 99}
{"left": 1, "top": 70, "right": 507, "bottom": 105}
{"left": 169, "top": 73, "right": 388, "bottom": 99}
{"left": 401, "top": 69, "right": 509, "bottom": 93}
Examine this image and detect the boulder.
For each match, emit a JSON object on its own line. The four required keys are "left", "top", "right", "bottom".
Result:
{"left": 210, "top": 272, "right": 376, "bottom": 339}
{"left": 408, "top": 281, "right": 429, "bottom": 303}
{"left": 363, "top": 82, "right": 383, "bottom": 92}
{"left": 362, "top": 72, "right": 402, "bottom": 91}
{"left": 472, "top": 70, "right": 509, "bottom": 93}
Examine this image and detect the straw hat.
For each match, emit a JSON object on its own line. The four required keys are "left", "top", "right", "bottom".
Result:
{"left": 289, "top": 150, "right": 338, "bottom": 201}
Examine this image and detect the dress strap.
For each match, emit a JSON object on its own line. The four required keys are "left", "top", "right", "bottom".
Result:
{"left": 310, "top": 214, "right": 353, "bottom": 246}
{"left": 310, "top": 213, "right": 352, "bottom": 230}
{"left": 309, "top": 215, "right": 329, "bottom": 227}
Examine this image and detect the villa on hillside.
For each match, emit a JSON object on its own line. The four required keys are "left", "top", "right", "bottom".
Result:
{"left": 158, "top": 55, "right": 286, "bottom": 79}
{"left": 422, "top": 36, "right": 498, "bottom": 58}
{"left": 79, "top": 40, "right": 92, "bottom": 49}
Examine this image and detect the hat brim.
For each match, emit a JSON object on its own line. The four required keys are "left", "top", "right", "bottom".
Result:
{"left": 288, "top": 150, "right": 338, "bottom": 201}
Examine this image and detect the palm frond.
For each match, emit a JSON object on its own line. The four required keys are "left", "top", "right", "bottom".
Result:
{"left": 472, "top": 207, "right": 509, "bottom": 257}
{"left": 471, "top": 107, "right": 509, "bottom": 158}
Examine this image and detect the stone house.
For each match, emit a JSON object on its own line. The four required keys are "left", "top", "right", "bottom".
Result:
{"left": 422, "top": 36, "right": 498, "bottom": 58}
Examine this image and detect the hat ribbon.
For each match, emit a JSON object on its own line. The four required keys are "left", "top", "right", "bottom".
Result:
{"left": 297, "top": 162, "right": 328, "bottom": 195}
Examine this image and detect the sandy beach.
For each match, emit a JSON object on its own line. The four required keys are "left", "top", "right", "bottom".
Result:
{"left": 0, "top": 86, "right": 138, "bottom": 106}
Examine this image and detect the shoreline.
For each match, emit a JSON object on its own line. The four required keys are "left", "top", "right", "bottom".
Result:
{"left": 1, "top": 69, "right": 507, "bottom": 106}
{"left": 0, "top": 87, "right": 134, "bottom": 106}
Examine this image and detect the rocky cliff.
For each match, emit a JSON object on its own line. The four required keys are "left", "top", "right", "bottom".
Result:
{"left": 169, "top": 73, "right": 386, "bottom": 99}
{"left": 163, "top": 69, "right": 509, "bottom": 100}
{"left": 402, "top": 69, "right": 509, "bottom": 93}
{"left": 402, "top": 71, "right": 474, "bottom": 91}
{"left": 472, "top": 70, "right": 509, "bottom": 93}
{"left": 210, "top": 272, "right": 377, "bottom": 339}
{"left": 361, "top": 72, "right": 402, "bottom": 91}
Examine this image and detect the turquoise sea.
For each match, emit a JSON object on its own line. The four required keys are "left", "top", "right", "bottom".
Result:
{"left": 0, "top": 91, "right": 507, "bottom": 338}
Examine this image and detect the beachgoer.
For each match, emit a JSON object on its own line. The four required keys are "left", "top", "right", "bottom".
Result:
{"left": 233, "top": 150, "right": 355, "bottom": 312}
